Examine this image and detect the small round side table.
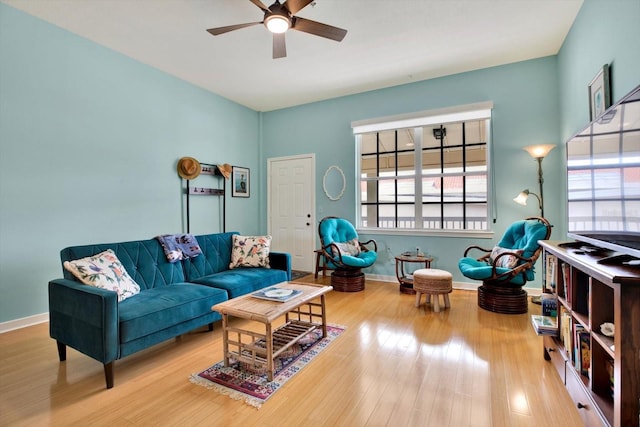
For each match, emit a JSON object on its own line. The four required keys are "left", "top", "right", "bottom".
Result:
{"left": 395, "top": 254, "right": 433, "bottom": 294}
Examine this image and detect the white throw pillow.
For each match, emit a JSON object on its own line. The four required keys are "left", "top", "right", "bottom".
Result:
{"left": 332, "top": 238, "right": 361, "bottom": 257}
{"left": 63, "top": 249, "right": 140, "bottom": 302}
{"left": 489, "top": 246, "right": 523, "bottom": 269}
{"left": 229, "top": 235, "right": 272, "bottom": 268}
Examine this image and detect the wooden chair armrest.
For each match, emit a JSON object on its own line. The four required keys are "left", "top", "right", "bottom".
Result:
{"left": 321, "top": 243, "right": 344, "bottom": 265}
{"left": 359, "top": 239, "right": 377, "bottom": 252}
{"left": 464, "top": 245, "right": 492, "bottom": 258}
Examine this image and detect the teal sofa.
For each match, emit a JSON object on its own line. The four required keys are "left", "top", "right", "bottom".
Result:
{"left": 48, "top": 232, "right": 291, "bottom": 389}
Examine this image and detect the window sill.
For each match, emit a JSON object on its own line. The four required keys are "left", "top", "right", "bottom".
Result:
{"left": 356, "top": 228, "right": 494, "bottom": 239}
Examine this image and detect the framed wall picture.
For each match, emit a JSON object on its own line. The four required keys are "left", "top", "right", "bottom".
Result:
{"left": 588, "top": 64, "right": 611, "bottom": 121}
{"left": 232, "top": 166, "right": 250, "bottom": 198}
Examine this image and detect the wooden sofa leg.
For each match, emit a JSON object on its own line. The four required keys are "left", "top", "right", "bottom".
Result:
{"left": 56, "top": 341, "right": 67, "bottom": 362}
{"left": 104, "top": 362, "right": 114, "bottom": 389}
{"left": 208, "top": 323, "right": 214, "bottom": 332}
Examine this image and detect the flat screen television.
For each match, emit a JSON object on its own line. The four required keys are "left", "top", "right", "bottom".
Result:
{"left": 566, "top": 84, "right": 640, "bottom": 263}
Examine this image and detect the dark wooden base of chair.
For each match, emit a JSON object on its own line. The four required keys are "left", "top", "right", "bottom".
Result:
{"left": 331, "top": 269, "right": 365, "bottom": 292}
{"left": 477, "top": 284, "right": 528, "bottom": 314}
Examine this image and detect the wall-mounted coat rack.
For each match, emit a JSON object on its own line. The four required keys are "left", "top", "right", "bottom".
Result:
{"left": 181, "top": 161, "right": 227, "bottom": 233}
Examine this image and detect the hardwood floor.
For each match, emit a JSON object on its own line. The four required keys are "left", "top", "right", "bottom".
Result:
{"left": 0, "top": 276, "right": 583, "bottom": 426}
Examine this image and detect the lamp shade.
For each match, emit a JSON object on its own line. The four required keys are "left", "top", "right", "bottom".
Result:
{"left": 513, "top": 189, "right": 530, "bottom": 206}
{"left": 523, "top": 144, "right": 556, "bottom": 159}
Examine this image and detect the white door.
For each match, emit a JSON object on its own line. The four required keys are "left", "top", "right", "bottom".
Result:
{"left": 268, "top": 154, "right": 315, "bottom": 272}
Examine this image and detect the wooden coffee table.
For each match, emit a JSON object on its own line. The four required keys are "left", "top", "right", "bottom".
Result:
{"left": 211, "top": 282, "right": 333, "bottom": 381}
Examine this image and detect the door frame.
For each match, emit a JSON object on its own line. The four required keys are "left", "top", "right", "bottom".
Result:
{"left": 267, "top": 153, "right": 316, "bottom": 272}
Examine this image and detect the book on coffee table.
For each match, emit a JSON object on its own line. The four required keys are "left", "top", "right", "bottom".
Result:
{"left": 251, "top": 286, "right": 303, "bottom": 302}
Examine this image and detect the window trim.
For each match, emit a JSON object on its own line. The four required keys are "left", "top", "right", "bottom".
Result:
{"left": 353, "top": 102, "right": 494, "bottom": 233}
{"left": 351, "top": 102, "right": 493, "bottom": 134}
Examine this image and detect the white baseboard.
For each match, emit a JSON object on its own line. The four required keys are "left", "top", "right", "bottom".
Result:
{"left": 0, "top": 313, "right": 49, "bottom": 334}
{"left": 367, "top": 274, "right": 542, "bottom": 295}
{"left": 367, "top": 274, "right": 479, "bottom": 291}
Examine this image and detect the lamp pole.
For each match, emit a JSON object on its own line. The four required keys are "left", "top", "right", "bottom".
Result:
{"left": 536, "top": 157, "right": 545, "bottom": 218}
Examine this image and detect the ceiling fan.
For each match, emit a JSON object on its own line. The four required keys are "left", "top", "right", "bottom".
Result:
{"left": 206, "top": 0, "right": 347, "bottom": 59}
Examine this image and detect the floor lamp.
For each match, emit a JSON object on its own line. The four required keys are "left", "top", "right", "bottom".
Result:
{"left": 513, "top": 144, "right": 555, "bottom": 218}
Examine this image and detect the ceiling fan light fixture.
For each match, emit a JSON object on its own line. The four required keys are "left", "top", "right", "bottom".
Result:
{"left": 265, "top": 14, "right": 290, "bottom": 33}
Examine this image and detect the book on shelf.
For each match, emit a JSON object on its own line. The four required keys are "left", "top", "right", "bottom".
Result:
{"left": 606, "top": 358, "right": 614, "bottom": 397}
{"left": 251, "top": 286, "right": 302, "bottom": 302}
{"left": 531, "top": 315, "right": 558, "bottom": 335}
{"left": 578, "top": 330, "right": 591, "bottom": 377}
{"left": 541, "top": 294, "right": 557, "bottom": 317}
{"left": 561, "top": 262, "right": 571, "bottom": 303}
{"left": 572, "top": 323, "right": 589, "bottom": 374}
{"left": 560, "top": 306, "right": 572, "bottom": 357}
{"left": 545, "top": 255, "right": 557, "bottom": 292}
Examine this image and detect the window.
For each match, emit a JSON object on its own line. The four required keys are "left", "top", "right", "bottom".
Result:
{"left": 352, "top": 103, "right": 492, "bottom": 234}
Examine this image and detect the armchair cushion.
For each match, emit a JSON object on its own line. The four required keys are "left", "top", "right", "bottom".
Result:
{"left": 327, "top": 250, "right": 377, "bottom": 269}
{"left": 458, "top": 257, "right": 526, "bottom": 285}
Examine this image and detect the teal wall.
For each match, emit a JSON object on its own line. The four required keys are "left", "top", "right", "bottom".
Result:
{"left": 1, "top": 0, "right": 639, "bottom": 323}
{"left": 0, "top": 4, "right": 261, "bottom": 323}
{"left": 262, "top": 57, "right": 562, "bottom": 282}
{"left": 558, "top": 0, "right": 640, "bottom": 142}
{"left": 261, "top": 0, "right": 640, "bottom": 287}
{"left": 555, "top": 0, "right": 640, "bottom": 232}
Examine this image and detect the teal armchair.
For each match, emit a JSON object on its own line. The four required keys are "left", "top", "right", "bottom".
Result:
{"left": 318, "top": 216, "right": 377, "bottom": 292}
{"left": 458, "top": 217, "right": 552, "bottom": 314}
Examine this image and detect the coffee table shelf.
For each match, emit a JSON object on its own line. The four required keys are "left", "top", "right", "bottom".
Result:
{"left": 212, "top": 282, "right": 333, "bottom": 381}
{"left": 229, "top": 320, "right": 317, "bottom": 366}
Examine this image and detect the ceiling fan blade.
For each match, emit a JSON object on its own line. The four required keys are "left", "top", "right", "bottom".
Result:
{"left": 206, "top": 21, "right": 262, "bottom": 36}
{"left": 291, "top": 17, "right": 347, "bottom": 42}
{"left": 273, "top": 32, "right": 287, "bottom": 59}
{"left": 249, "top": 0, "right": 271, "bottom": 13}
{"left": 283, "top": 0, "right": 314, "bottom": 15}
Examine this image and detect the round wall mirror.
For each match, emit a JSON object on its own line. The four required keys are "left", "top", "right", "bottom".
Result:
{"left": 323, "top": 165, "right": 346, "bottom": 201}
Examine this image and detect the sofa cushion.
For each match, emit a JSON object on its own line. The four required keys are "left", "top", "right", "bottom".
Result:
{"left": 191, "top": 267, "right": 288, "bottom": 299}
{"left": 61, "top": 239, "right": 185, "bottom": 290}
{"left": 118, "top": 283, "right": 228, "bottom": 343}
{"left": 63, "top": 249, "right": 141, "bottom": 302}
{"left": 229, "top": 235, "right": 272, "bottom": 268}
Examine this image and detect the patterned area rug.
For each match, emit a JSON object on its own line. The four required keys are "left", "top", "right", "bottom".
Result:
{"left": 190, "top": 324, "right": 345, "bottom": 408}
{"left": 290, "top": 270, "right": 311, "bottom": 281}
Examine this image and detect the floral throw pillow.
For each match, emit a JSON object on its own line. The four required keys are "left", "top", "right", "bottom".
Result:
{"left": 332, "top": 238, "right": 361, "bottom": 258}
{"left": 63, "top": 249, "right": 141, "bottom": 302}
{"left": 229, "top": 235, "right": 272, "bottom": 269}
{"left": 489, "top": 246, "right": 523, "bottom": 269}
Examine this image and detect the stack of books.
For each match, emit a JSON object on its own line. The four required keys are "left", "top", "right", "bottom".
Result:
{"left": 531, "top": 315, "right": 558, "bottom": 336}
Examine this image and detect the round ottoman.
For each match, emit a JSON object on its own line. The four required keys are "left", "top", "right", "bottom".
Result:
{"left": 413, "top": 269, "right": 453, "bottom": 313}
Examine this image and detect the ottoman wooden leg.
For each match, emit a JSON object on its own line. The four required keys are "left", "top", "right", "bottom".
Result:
{"left": 444, "top": 293, "right": 451, "bottom": 309}
{"left": 415, "top": 292, "right": 423, "bottom": 308}
{"left": 433, "top": 294, "right": 440, "bottom": 312}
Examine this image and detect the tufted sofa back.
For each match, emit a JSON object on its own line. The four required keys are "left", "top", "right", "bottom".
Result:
{"left": 60, "top": 238, "right": 185, "bottom": 290}
{"left": 182, "top": 232, "right": 237, "bottom": 281}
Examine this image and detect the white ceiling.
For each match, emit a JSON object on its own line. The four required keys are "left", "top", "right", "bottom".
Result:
{"left": 2, "top": 0, "right": 584, "bottom": 112}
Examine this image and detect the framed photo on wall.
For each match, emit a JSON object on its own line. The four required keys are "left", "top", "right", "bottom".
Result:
{"left": 588, "top": 64, "right": 611, "bottom": 121}
{"left": 232, "top": 166, "right": 250, "bottom": 198}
